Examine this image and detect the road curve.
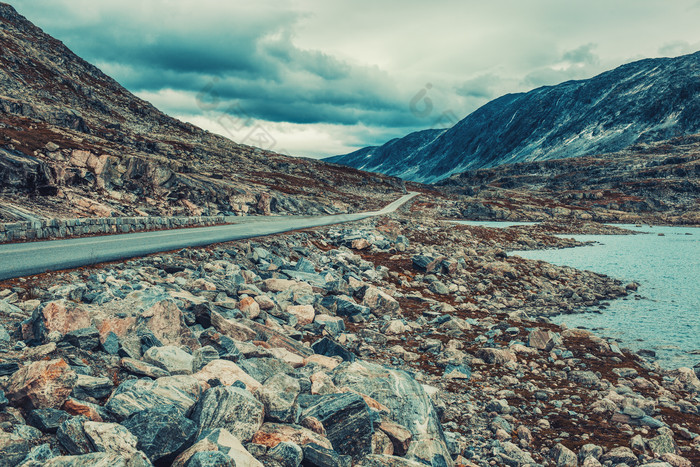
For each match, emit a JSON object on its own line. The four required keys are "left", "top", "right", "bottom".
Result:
{"left": 0, "top": 192, "right": 418, "bottom": 281}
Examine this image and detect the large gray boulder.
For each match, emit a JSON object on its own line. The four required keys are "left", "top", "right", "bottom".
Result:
{"left": 189, "top": 386, "right": 264, "bottom": 442}
{"left": 122, "top": 405, "right": 197, "bottom": 465}
{"left": 256, "top": 373, "right": 301, "bottom": 424}
{"left": 332, "top": 361, "right": 453, "bottom": 467}
{"left": 105, "top": 376, "right": 204, "bottom": 420}
{"left": 302, "top": 392, "right": 374, "bottom": 459}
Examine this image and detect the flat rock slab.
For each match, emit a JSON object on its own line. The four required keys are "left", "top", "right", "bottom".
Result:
{"left": 143, "top": 345, "right": 194, "bottom": 375}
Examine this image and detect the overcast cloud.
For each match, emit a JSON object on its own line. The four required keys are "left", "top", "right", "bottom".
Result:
{"left": 11, "top": 0, "right": 700, "bottom": 157}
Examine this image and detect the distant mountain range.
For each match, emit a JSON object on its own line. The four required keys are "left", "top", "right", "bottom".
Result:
{"left": 326, "top": 51, "right": 700, "bottom": 183}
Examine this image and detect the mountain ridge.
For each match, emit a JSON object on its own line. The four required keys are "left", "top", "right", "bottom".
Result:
{"left": 327, "top": 51, "right": 700, "bottom": 183}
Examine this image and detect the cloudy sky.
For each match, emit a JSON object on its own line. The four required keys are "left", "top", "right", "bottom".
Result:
{"left": 12, "top": 0, "right": 700, "bottom": 158}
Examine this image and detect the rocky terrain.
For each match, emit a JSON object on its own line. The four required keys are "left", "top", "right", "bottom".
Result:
{"left": 0, "top": 3, "right": 427, "bottom": 223}
{"left": 437, "top": 135, "right": 700, "bottom": 226}
{"left": 0, "top": 201, "right": 698, "bottom": 467}
{"left": 327, "top": 51, "right": 700, "bottom": 184}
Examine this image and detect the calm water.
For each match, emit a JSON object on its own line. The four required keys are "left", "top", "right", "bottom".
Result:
{"left": 514, "top": 224, "right": 699, "bottom": 369}
{"left": 452, "top": 220, "right": 539, "bottom": 228}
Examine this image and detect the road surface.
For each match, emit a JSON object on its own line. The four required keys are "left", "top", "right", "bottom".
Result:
{"left": 0, "top": 192, "right": 418, "bottom": 281}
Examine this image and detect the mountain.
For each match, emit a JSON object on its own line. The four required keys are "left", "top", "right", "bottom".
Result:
{"left": 327, "top": 52, "right": 700, "bottom": 183}
{"left": 325, "top": 129, "right": 445, "bottom": 181}
{"left": 0, "top": 3, "right": 413, "bottom": 222}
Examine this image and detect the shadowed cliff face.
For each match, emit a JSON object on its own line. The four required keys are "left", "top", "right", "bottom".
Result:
{"left": 328, "top": 51, "right": 700, "bottom": 184}
{"left": 0, "top": 3, "right": 416, "bottom": 221}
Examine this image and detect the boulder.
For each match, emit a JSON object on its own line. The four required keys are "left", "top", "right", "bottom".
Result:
{"left": 600, "top": 446, "right": 637, "bottom": 465}
{"left": 313, "top": 315, "right": 345, "bottom": 337}
{"left": 265, "top": 441, "right": 303, "bottom": 467}
{"left": 320, "top": 296, "right": 370, "bottom": 320}
{"left": 210, "top": 311, "right": 257, "bottom": 342}
{"left": 83, "top": 421, "right": 139, "bottom": 457}
{"left": 377, "top": 421, "right": 412, "bottom": 456}
{"left": 24, "top": 300, "right": 91, "bottom": 342}
{"left": 238, "top": 297, "right": 260, "bottom": 320}
{"left": 6, "top": 359, "right": 77, "bottom": 409}
{"left": 257, "top": 373, "right": 301, "bottom": 423}
{"left": 647, "top": 433, "right": 677, "bottom": 456}
{"left": 105, "top": 376, "right": 204, "bottom": 420}
{"left": 56, "top": 416, "right": 91, "bottom": 455}
{"left": 301, "top": 443, "right": 351, "bottom": 467}
{"left": 475, "top": 348, "right": 516, "bottom": 364}
{"left": 361, "top": 287, "right": 400, "bottom": 316}
{"left": 72, "top": 374, "right": 113, "bottom": 400}
{"left": 64, "top": 326, "right": 101, "bottom": 351}
{"left": 62, "top": 397, "right": 106, "bottom": 422}
{"left": 251, "top": 423, "right": 333, "bottom": 450}
{"left": 122, "top": 405, "right": 197, "bottom": 464}
{"left": 193, "top": 359, "right": 261, "bottom": 391}
{"left": 411, "top": 255, "right": 441, "bottom": 273}
{"left": 312, "top": 338, "right": 355, "bottom": 362}
{"left": 143, "top": 345, "right": 194, "bottom": 375}
{"left": 551, "top": 443, "right": 578, "bottom": 466}
{"left": 287, "top": 305, "right": 315, "bottom": 327}
{"left": 332, "top": 361, "right": 452, "bottom": 466}
{"left": 197, "top": 330, "right": 242, "bottom": 362}
{"left": 184, "top": 451, "right": 235, "bottom": 466}
{"left": 121, "top": 358, "right": 171, "bottom": 378}
{"left": 190, "top": 386, "right": 264, "bottom": 442}
{"left": 528, "top": 328, "right": 560, "bottom": 351}
{"left": 192, "top": 346, "right": 221, "bottom": 372}
{"left": 302, "top": 392, "right": 374, "bottom": 458}
{"left": 42, "top": 452, "right": 136, "bottom": 466}
{"left": 27, "top": 408, "right": 71, "bottom": 433}
{"left": 262, "top": 279, "right": 312, "bottom": 293}
{"left": 238, "top": 357, "right": 294, "bottom": 384}
{"left": 16, "top": 443, "right": 58, "bottom": 466}
{"left": 173, "top": 428, "right": 263, "bottom": 467}
{"left": 356, "top": 455, "right": 425, "bottom": 467}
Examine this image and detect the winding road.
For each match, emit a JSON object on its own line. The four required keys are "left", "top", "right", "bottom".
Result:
{"left": 0, "top": 192, "right": 418, "bottom": 281}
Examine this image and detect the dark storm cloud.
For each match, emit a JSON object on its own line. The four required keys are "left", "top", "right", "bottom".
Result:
{"left": 456, "top": 74, "right": 503, "bottom": 99}
{"left": 9, "top": 0, "right": 700, "bottom": 157}
{"left": 11, "top": 0, "right": 420, "bottom": 130}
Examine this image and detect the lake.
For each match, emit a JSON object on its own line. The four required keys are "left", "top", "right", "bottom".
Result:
{"left": 514, "top": 224, "right": 699, "bottom": 369}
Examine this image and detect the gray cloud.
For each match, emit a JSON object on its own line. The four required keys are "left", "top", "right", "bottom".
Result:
{"left": 10, "top": 0, "right": 700, "bottom": 158}
{"left": 456, "top": 74, "right": 502, "bottom": 99}
{"left": 522, "top": 44, "right": 602, "bottom": 88}
{"left": 563, "top": 43, "right": 599, "bottom": 66}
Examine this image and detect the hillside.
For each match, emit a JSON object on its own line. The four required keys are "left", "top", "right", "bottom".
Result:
{"left": 0, "top": 3, "right": 417, "bottom": 222}
{"left": 328, "top": 51, "right": 700, "bottom": 183}
{"left": 437, "top": 134, "right": 700, "bottom": 225}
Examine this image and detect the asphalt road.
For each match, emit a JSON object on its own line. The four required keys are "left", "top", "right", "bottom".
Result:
{"left": 0, "top": 192, "right": 418, "bottom": 281}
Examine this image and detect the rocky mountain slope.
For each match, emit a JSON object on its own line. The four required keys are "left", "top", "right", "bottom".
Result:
{"left": 325, "top": 129, "right": 446, "bottom": 182}
{"left": 0, "top": 3, "right": 419, "bottom": 222}
{"left": 328, "top": 51, "right": 700, "bottom": 183}
{"left": 437, "top": 134, "right": 700, "bottom": 225}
